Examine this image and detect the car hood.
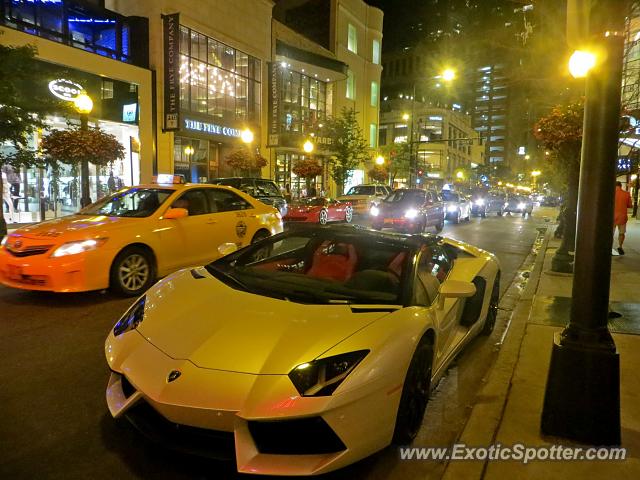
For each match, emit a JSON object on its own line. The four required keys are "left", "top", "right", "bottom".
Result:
{"left": 336, "top": 195, "right": 374, "bottom": 201}
{"left": 15, "top": 214, "right": 140, "bottom": 240}
{"left": 137, "top": 268, "right": 390, "bottom": 375}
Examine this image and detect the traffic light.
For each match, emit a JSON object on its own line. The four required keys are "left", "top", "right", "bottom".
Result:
{"left": 417, "top": 168, "right": 424, "bottom": 176}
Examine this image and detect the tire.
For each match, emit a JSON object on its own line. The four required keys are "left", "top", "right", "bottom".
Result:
{"left": 481, "top": 274, "right": 500, "bottom": 335}
{"left": 522, "top": 211, "right": 526, "bottom": 218}
{"left": 497, "top": 209, "right": 503, "bottom": 217}
{"left": 453, "top": 211, "right": 460, "bottom": 224}
{"left": 434, "top": 219, "right": 444, "bottom": 233}
{"left": 481, "top": 209, "right": 487, "bottom": 218}
{"left": 110, "top": 246, "right": 155, "bottom": 297}
{"left": 319, "top": 209, "right": 329, "bottom": 225}
{"left": 251, "top": 230, "right": 272, "bottom": 261}
{"left": 393, "top": 339, "right": 434, "bottom": 445}
{"left": 415, "top": 217, "right": 426, "bottom": 233}
{"left": 345, "top": 207, "right": 353, "bottom": 223}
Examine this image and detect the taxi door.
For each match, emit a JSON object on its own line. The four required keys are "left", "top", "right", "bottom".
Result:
{"left": 155, "top": 188, "right": 219, "bottom": 270}
{"left": 201, "top": 188, "right": 258, "bottom": 262}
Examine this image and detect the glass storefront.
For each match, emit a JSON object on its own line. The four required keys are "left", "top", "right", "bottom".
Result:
{"left": 173, "top": 136, "right": 210, "bottom": 183}
{"left": 274, "top": 153, "right": 326, "bottom": 199}
{"left": 279, "top": 70, "right": 331, "bottom": 134}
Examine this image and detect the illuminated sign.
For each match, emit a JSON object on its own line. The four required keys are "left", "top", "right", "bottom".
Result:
{"left": 428, "top": 116, "right": 443, "bottom": 121}
{"left": 184, "top": 118, "right": 241, "bottom": 138}
{"left": 48, "top": 78, "right": 83, "bottom": 101}
{"left": 122, "top": 103, "right": 137, "bottom": 122}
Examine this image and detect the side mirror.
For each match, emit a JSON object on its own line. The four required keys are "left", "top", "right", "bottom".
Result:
{"left": 218, "top": 242, "right": 238, "bottom": 257}
{"left": 164, "top": 207, "right": 188, "bottom": 219}
{"left": 438, "top": 279, "right": 476, "bottom": 309}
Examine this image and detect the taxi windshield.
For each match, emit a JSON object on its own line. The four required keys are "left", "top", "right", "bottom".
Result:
{"left": 80, "top": 188, "right": 173, "bottom": 217}
{"left": 346, "top": 186, "right": 375, "bottom": 196}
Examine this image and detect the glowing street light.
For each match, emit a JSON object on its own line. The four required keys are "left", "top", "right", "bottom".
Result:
{"left": 456, "top": 171, "right": 465, "bottom": 180}
{"left": 303, "top": 139, "right": 314, "bottom": 153}
{"left": 568, "top": 50, "right": 596, "bottom": 78}
{"left": 74, "top": 93, "right": 93, "bottom": 114}
{"left": 375, "top": 155, "right": 385, "bottom": 165}
{"left": 240, "top": 128, "right": 254, "bottom": 144}
{"left": 402, "top": 113, "right": 410, "bottom": 121}
{"left": 442, "top": 68, "right": 456, "bottom": 82}
{"left": 525, "top": 154, "right": 531, "bottom": 160}
{"left": 74, "top": 92, "right": 93, "bottom": 207}
{"left": 531, "top": 170, "right": 542, "bottom": 177}
{"left": 184, "top": 145, "right": 195, "bottom": 156}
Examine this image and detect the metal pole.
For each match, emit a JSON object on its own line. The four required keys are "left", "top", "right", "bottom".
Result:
{"left": 541, "top": 0, "right": 626, "bottom": 445}
{"left": 409, "top": 83, "right": 416, "bottom": 188}
{"left": 80, "top": 114, "right": 92, "bottom": 208}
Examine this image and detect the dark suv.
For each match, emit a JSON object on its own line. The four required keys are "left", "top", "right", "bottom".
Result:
{"left": 210, "top": 177, "right": 287, "bottom": 216}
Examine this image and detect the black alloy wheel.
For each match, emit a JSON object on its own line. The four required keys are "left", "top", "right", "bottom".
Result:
{"left": 393, "top": 340, "right": 434, "bottom": 444}
{"left": 481, "top": 274, "right": 500, "bottom": 335}
{"left": 110, "top": 246, "right": 155, "bottom": 296}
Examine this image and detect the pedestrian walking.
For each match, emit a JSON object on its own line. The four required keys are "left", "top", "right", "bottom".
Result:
{"left": 614, "top": 181, "right": 632, "bottom": 255}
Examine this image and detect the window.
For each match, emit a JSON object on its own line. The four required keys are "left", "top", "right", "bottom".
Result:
{"left": 278, "top": 69, "right": 330, "bottom": 134}
{"left": 369, "top": 124, "right": 377, "bottom": 148}
{"left": 179, "top": 25, "right": 261, "bottom": 123}
{"left": 346, "top": 70, "right": 355, "bottom": 99}
{"left": 206, "top": 189, "right": 252, "bottom": 212}
{"left": 348, "top": 24, "right": 358, "bottom": 53}
{"left": 372, "top": 39, "right": 381, "bottom": 64}
{"left": 173, "top": 189, "right": 209, "bottom": 216}
{"left": 101, "top": 80, "right": 114, "bottom": 100}
{"left": 370, "top": 81, "right": 379, "bottom": 107}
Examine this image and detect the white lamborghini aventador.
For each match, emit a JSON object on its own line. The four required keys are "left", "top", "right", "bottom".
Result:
{"left": 105, "top": 225, "right": 500, "bottom": 476}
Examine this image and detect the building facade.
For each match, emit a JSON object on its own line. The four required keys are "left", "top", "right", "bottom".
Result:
{"left": 272, "top": 0, "right": 383, "bottom": 195}
{"left": 1, "top": 0, "right": 153, "bottom": 224}
{"left": 379, "top": 99, "right": 480, "bottom": 186}
{"left": 107, "top": 0, "right": 273, "bottom": 184}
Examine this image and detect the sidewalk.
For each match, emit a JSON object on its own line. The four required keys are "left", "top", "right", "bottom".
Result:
{"left": 442, "top": 220, "right": 640, "bottom": 479}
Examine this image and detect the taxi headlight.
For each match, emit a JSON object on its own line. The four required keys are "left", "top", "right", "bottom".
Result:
{"left": 475, "top": 199, "right": 485, "bottom": 206}
{"left": 289, "top": 350, "right": 369, "bottom": 396}
{"left": 113, "top": 295, "right": 146, "bottom": 336}
{"left": 447, "top": 205, "right": 459, "bottom": 213}
{"left": 51, "top": 238, "right": 107, "bottom": 257}
{"left": 404, "top": 208, "right": 419, "bottom": 219}
{"left": 370, "top": 206, "right": 380, "bottom": 216}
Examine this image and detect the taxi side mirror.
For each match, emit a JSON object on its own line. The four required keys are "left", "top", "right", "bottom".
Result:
{"left": 164, "top": 207, "right": 188, "bottom": 219}
{"left": 218, "top": 242, "right": 238, "bottom": 256}
{"left": 438, "top": 279, "right": 476, "bottom": 309}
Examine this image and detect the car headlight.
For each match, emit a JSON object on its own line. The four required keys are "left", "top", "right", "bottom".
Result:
{"left": 370, "top": 206, "right": 380, "bottom": 216}
{"left": 447, "top": 205, "right": 458, "bottom": 213}
{"left": 404, "top": 208, "right": 419, "bottom": 219}
{"left": 113, "top": 295, "right": 146, "bottom": 336}
{"left": 517, "top": 202, "right": 526, "bottom": 210}
{"left": 289, "top": 350, "right": 369, "bottom": 396}
{"left": 475, "top": 199, "right": 485, "bottom": 206}
{"left": 51, "top": 238, "right": 107, "bottom": 257}
{"left": 504, "top": 202, "right": 509, "bottom": 207}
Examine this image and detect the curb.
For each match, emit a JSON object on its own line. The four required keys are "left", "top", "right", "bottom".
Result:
{"left": 440, "top": 226, "right": 553, "bottom": 480}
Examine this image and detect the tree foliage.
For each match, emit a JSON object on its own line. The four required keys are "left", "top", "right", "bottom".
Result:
{"left": 324, "top": 107, "right": 369, "bottom": 194}
{"left": 368, "top": 165, "right": 389, "bottom": 183}
{"left": 379, "top": 142, "right": 411, "bottom": 185}
{"left": 42, "top": 126, "right": 126, "bottom": 168}
{"left": 225, "top": 148, "right": 267, "bottom": 175}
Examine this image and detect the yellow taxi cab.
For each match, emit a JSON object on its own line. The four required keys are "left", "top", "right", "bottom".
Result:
{"left": 0, "top": 175, "right": 283, "bottom": 296}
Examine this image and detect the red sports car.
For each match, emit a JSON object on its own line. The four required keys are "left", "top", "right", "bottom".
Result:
{"left": 284, "top": 197, "right": 353, "bottom": 224}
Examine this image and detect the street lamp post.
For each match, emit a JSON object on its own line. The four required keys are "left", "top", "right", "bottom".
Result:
{"left": 531, "top": 170, "right": 541, "bottom": 190}
{"left": 541, "top": 0, "right": 626, "bottom": 446}
{"left": 74, "top": 93, "right": 93, "bottom": 208}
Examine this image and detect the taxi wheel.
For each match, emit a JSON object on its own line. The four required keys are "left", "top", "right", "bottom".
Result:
{"left": 110, "top": 247, "right": 155, "bottom": 297}
{"left": 319, "top": 209, "right": 329, "bottom": 225}
{"left": 251, "top": 230, "right": 272, "bottom": 261}
{"left": 393, "top": 338, "right": 433, "bottom": 444}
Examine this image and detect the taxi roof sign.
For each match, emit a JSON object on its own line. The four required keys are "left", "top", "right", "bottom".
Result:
{"left": 153, "top": 174, "right": 185, "bottom": 184}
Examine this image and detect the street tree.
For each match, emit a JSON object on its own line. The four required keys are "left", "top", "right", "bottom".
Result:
{"left": 0, "top": 41, "right": 63, "bottom": 239}
{"left": 380, "top": 142, "right": 411, "bottom": 185}
{"left": 368, "top": 164, "right": 389, "bottom": 184}
{"left": 41, "top": 126, "right": 126, "bottom": 205}
{"left": 325, "top": 107, "right": 369, "bottom": 195}
{"left": 534, "top": 99, "right": 584, "bottom": 272}
{"left": 292, "top": 158, "right": 323, "bottom": 193}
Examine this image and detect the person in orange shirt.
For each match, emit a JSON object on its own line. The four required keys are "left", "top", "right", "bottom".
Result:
{"left": 614, "top": 181, "right": 633, "bottom": 255}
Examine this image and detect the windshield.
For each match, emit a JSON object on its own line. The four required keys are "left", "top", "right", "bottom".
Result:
{"left": 346, "top": 186, "right": 375, "bottom": 196}
{"left": 441, "top": 191, "right": 460, "bottom": 202}
{"left": 208, "top": 231, "right": 411, "bottom": 305}
{"left": 384, "top": 190, "right": 425, "bottom": 204}
{"left": 292, "top": 198, "right": 326, "bottom": 206}
{"left": 80, "top": 188, "right": 173, "bottom": 217}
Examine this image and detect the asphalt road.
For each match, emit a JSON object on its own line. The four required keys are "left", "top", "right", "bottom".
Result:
{"left": 0, "top": 207, "right": 556, "bottom": 479}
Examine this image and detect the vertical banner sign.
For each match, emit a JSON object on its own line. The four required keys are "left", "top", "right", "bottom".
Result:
{"left": 163, "top": 13, "right": 180, "bottom": 131}
{"left": 267, "top": 62, "right": 280, "bottom": 146}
